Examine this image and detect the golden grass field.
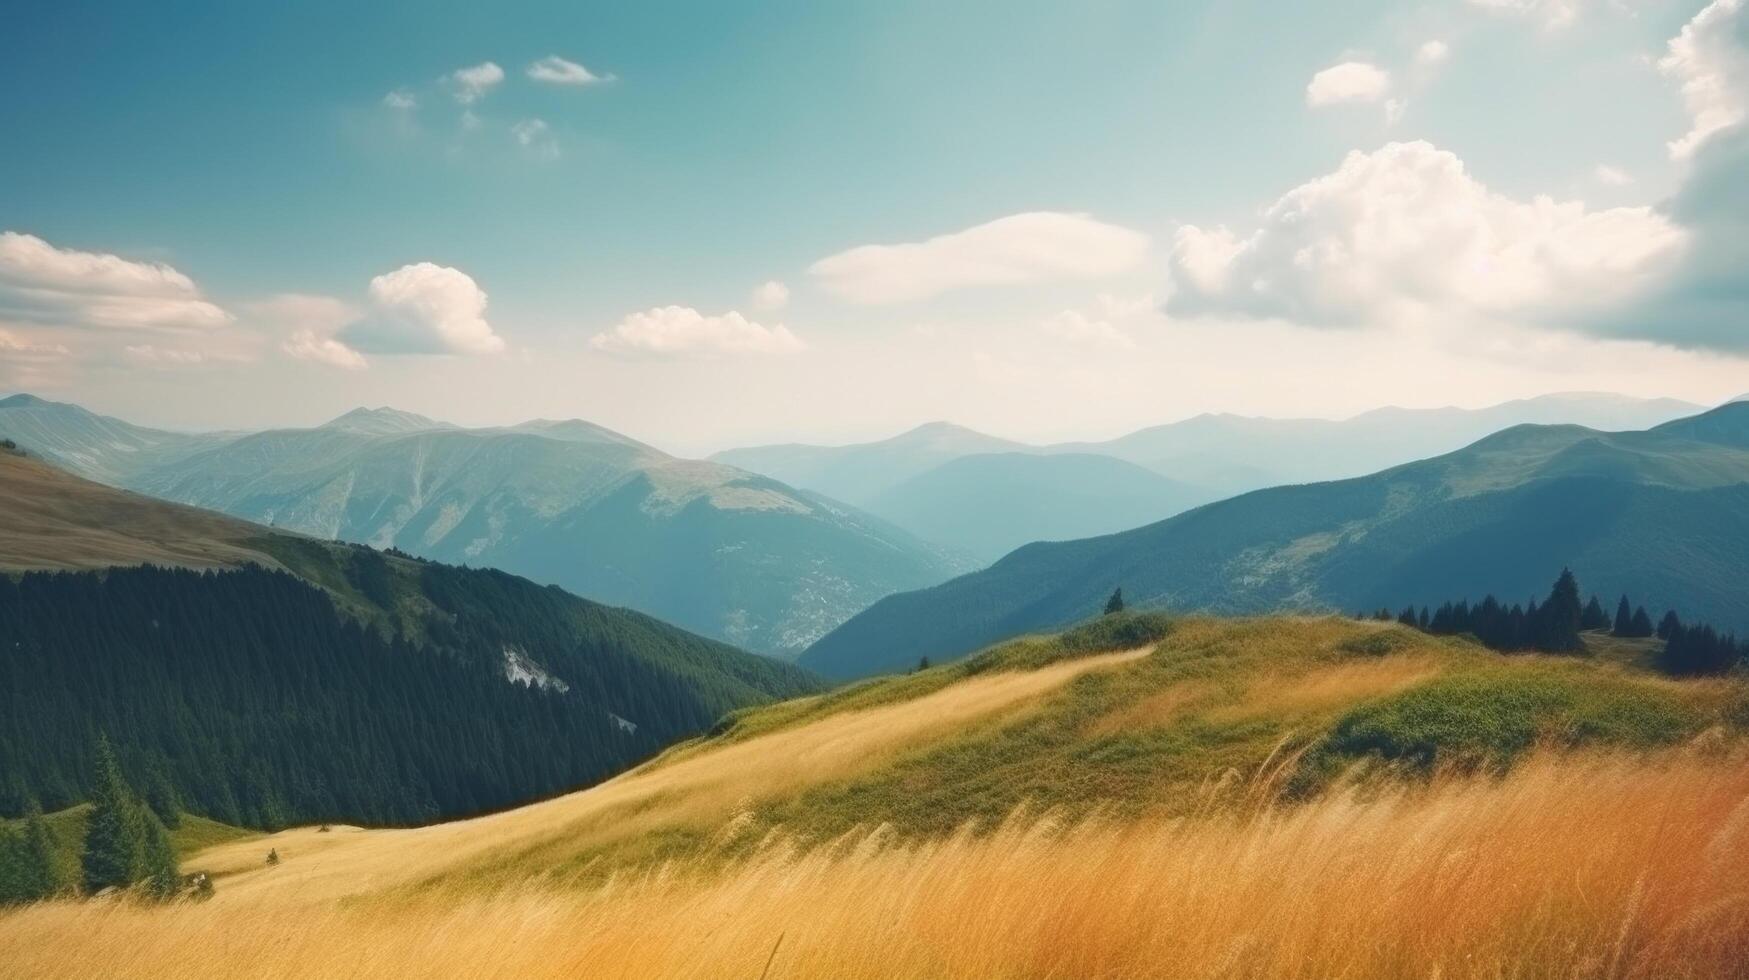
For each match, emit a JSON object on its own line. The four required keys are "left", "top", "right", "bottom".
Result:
{"left": 3, "top": 618, "right": 1746, "bottom": 978}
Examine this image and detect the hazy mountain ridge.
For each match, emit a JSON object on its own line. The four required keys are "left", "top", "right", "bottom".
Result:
{"left": 801, "top": 401, "right": 1749, "bottom": 678}
{"left": 0, "top": 395, "right": 967, "bottom": 657}
{"left": 714, "top": 393, "right": 1707, "bottom": 564}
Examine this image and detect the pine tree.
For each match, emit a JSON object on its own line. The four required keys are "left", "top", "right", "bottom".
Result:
{"left": 81, "top": 736, "right": 146, "bottom": 893}
{"left": 142, "top": 766, "right": 180, "bottom": 830}
{"left": 1612, "top": 595, "right": 1634, "bottom": 637}
{"left": 139, "top": 811, "right": 180, "bottom": 899}
{"left": 1657, "top": 610, "right": 1682, "bottom": 640}
{"left": 20, "top": 802, "right": 67, "bottom": 900}
{"left": 1535, "top": 568, "right": 1584, "bottom": 652}
{"left": 1104, "top": 588, "right": 1125, "bottom": 616}
{"left": 1630, "top": 606, "right": 1655, "bottom": 638}
{"left": 1581, "top": 595, "right": 1608, "bottom": 631}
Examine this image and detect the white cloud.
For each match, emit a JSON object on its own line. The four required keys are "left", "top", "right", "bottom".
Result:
{"left": 1467, "top": 0, "right": 1582, "bottom": 30}
{"left": 0, "top": 231, "right": 231, "bottom": 331}
{"left": 341, "top": 263, "right": 506, "bottom": 355}
{"left": 527, "top": 56, "right": 611, "bottom": 86}
{"left": 283, "top": 329, "right": 367, "bottom": 370}
{"left": 511, "top": 118, "right": 559, "bottom": 160}
{"left": 750, "top": 280, "right": 790, "bottom": 311}
{"left": 1306, "top": 62, "right": 1391, "bottom": 107}
{"left": 1385, "top": 98, "right": 1408, "bottom": 124}
{"left": 1594, "top": 164, "right": 1633, "bottom": 186}
{"left": 810, "top": 212, "right": 1151, "bottom": 304}
{"left": 382, "top": 89, "right": 417, "bottom": 111}
{"left": 245, "top": 294, "right": 368, "bottom": 370}
{"left": 1040, "top": 310, "right": 1136, "bottom": 350}
{"left": 449, "top": 62, "right": 504, "bottom": 104}
{"left": 590, "top": 306, "right": 803, "bottom": 357}
{"left": 1659, "top": 0, "right": 1748, "bottom": 160}
{"left": 1415, "top": 40, "right": 1450, "bottom": 67}
{"left": 1166, "top": 141, "right": 1686, "bottom": 327}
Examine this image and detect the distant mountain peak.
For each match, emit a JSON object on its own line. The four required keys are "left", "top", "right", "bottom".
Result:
{"left": 0, "top": 393, "right": 50, "bottom": 409}
{"left": 320, "top": 406, "right": 450, "bottom": 435}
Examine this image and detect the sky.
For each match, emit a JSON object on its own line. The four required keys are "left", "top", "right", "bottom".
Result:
{"left": 1, "top": 0, "right": 1745, "bottom": 456}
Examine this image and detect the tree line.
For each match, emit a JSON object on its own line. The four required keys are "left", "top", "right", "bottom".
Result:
{"left": 0, "top": 736, "right": 181, "bottom": 905}
{"left": 1364, "top": 569, "right": 1742, "bottom": 675}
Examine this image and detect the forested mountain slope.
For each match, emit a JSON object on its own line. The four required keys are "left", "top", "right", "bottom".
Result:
{"left": 0, "top": 449, "right": 822, "bottom": 827}
{"left": 802, "top": 403, "right": 1749, "bottom": 678}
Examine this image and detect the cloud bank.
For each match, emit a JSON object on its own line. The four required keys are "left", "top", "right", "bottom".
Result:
{"left": 810, "top": 212, "right": 1150, "bottom": 304}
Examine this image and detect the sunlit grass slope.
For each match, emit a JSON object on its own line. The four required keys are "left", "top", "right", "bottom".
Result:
{"left": 3, "top": 613, "right": 1747, "bottom": 978}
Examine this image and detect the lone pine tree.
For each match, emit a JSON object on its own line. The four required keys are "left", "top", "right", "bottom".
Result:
{"left": 81, "top": 736, "right": 146, "bottom": 893}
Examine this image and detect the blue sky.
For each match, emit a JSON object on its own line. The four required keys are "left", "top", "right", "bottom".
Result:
{"left": 1, "top": 0, "right": 1744, "bottom": 453}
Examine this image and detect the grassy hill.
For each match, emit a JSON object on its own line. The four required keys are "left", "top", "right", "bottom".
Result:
{"left": 0, "top": 449, "right": 822, "bottom": 827}
{"left": 803, "top": 402, "right": 1749, "bottom": 678}
{"left": 2, "top": 613, "right": 1743, "bottom": 977}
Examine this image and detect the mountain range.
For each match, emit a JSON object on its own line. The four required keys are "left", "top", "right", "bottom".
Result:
{"left": 0, "top": 394, "right": 967, "bottom": 658}
{"left": 715, "top": 393, "right": 1704, "bottom": 561}
{"left": 801, "top": 401, "right": 1749, "bottom": 679}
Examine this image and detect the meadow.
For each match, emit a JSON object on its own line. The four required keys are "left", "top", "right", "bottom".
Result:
{"left": 3, "top": 615, "right": 1746, "bottom": 978}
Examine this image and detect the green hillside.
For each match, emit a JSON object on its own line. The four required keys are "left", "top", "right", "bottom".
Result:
{"left": 0, "top": 450, "right": 822, "bottom": 827}
{"left": 802, "top": 403, "right": 1749, "bottom": 679}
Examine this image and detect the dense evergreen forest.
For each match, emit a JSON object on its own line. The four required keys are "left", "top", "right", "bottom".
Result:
{"left": 0, "top": 557, "right": 821, "bottom": 829}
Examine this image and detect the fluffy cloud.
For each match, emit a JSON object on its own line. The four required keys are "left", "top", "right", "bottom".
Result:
{"left": 1575, "top": 0, "right": 1749, "bottom": 351}
{"left": 341, "top": 263, "right": 506, "bottom": 355}
{"left": 1305, "top": 62, "right": 1391, "bottom": 106}
{"left": 1166, "top": 141, "right": 1685, "bottom": 327}
{"left": 590, "top": 306, "right": 803, "bottom": 356}
{"left": 1415, "top": 41, "right": 1450, "bottom": 67}
{"left": 1659, "top": 0, "right": 1747, "bottom": 161}
{"left": 382, "top": 89, "right": 416, "bottom": 111}
{"left": 449, "top": 62, "right": 504, "bottom": 104}
{"left": 527, "top": 56, "right": 611, "bottom": 86}
{"left": 0, "top": 231, "right": 231, "bottom": 331}
{"left": 1594, "top": 164, "right": 1633, "bottom": 187}
{"left": 810, "top": 212, "right": 1151, "bottom": 304}
{"left": 750, "top": 280, "right": 790, "bottom": 311}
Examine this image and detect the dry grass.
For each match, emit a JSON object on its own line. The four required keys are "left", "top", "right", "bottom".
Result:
{"left": 3, "top": 751, "right": 1745, "bottom": 979}
{"left": 4, "top": 618, "right": 1743, "bottom": 977}
{"left": 178, "top": 645, "right": 1153, "bottom": 904}
{"left": 0, "top": 451, "right": 277, "bottom": 571}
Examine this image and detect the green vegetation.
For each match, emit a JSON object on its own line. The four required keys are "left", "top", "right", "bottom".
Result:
{"left": 1317, "top": 666, "right": 1701, "bottom": 771}
{"left": 0, "top": 559, "right": 821, "bottom": 830}
{"left": 0, "top": 739, "right": 203, "bottom": 905}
